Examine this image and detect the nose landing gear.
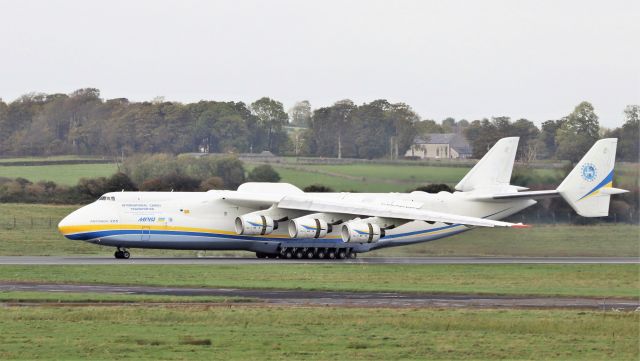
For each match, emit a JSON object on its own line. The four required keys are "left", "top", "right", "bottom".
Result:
{"left": 114, "top": 248, "right": 130, "bottom": 259}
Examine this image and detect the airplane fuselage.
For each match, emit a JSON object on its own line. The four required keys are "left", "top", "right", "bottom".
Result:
{"left": 58, "top": 189, "right": 535, "bottom": 255}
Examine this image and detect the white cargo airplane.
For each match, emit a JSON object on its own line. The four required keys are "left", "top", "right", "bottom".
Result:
{"left": 58, "top": 138, "right": 627, "bottom": 260}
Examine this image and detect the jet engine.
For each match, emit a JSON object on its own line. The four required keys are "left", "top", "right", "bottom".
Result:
{"left": 341, "top": 221, "right": 383, "bottom": 243}
{"left": 288, "top": 217, "right": 329, "bottom": 239}
{"left": 235, "top": 215, "right": 275, "bottom": 235}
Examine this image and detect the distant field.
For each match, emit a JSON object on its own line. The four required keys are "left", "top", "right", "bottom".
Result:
{"left": 0, "top": 163, "right": 118, "bottom": 185}
{"left": 0, "top": 264, "right": 637, "bottom": 297}
{"left": 250, "top": 162, "right": 635, "bottom": 192}
{"left": 0, "top": 155, "right": 106, "bottom": 163}
{"left": 0, "top": 203, "right": 637, "bottom": 257}
{"left": 0, "top": 306, "right": 636, "bottom": 360}
{"left": 0, "top": 155, "right": 636, "bottom": 191}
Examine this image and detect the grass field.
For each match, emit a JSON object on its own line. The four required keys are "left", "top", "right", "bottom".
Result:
{"left": 0, "top": 155, "right": 106, "bottom": 163}
{"left": 247, "top": 161, "right": 637, "bottom": 192}
{"left": 0, "top": 163, "right": 118, "bottom": 185}
{"left": 0, "top": 306, "right": 637, "bottom": 360}
{"left": 1, "top": 203, "right": 638, "bottom": 257}
{"left": 0, "top": 264, "right": 637, "bottom": 297}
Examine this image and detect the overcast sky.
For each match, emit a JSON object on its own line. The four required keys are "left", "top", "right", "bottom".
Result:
{"left": 0, "top": 0, "right": 638, "bottom": 128}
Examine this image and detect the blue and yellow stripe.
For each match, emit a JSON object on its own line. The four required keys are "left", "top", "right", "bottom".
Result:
{"left": 578, "top": 170, "right": 614, "bottom": 201}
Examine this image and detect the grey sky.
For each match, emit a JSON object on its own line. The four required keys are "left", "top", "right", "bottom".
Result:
{"left": 0, "top": 0, "right": 638, "bottom": 128}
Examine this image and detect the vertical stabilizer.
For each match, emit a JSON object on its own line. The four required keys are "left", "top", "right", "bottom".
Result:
{"left": 557, "top": 138, "right": 627, "bottom": 217}
{"left": 455, "top": 137, "right": 519, "bottom": 191}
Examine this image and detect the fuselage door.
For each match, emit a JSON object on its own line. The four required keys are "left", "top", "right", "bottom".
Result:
{"left": 141, "top": 226, "right": 151, "bottom": 241}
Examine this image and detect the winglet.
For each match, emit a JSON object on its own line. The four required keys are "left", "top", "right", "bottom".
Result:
{"left": 511, "top": 223, "right": 532, "bottom": 229}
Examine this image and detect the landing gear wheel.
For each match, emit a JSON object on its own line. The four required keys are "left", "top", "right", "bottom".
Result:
{"left": 317, "top": 250, "right": 326, "bottom": 259}
{"left": 338, "top": 250, "right": 347, "bottom": 259}
{"left": 114, "top": 250, "right": 123, "bottom": 259}
{"left": 284, "top": 250, "right": 293, "bottom": 259}
{"left": 328, "top": 250, "right": 336, "bottom": 259}
{"left": 306, "top": 250, "right": 315, "bottom": 259}
{"left": 122, "top": 250, "right": 130, "bottom": 259}
{"left": 295, "top": 250, "right": 304, "bottom": 259}
{"left": 256, "top": 252, "right": 267, "bottom": 259}
{"left": 349, "top": 252, "right": 357, "bottom": 259}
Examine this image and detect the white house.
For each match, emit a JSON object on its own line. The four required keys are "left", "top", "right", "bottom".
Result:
{"left": 405, "top": 133, "right": 473, "bottom": 159}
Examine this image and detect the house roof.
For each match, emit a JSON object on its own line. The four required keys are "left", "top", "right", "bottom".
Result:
{"left": 414, "top": 133, "right": 473, "bottom": 155}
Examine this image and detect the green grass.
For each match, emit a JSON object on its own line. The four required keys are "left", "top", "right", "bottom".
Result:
{"left": 0, "top": 291, "right": 253, "bottom": 304}
{"left": 0, "top": 203, "right": 638, "bottom": 257}
{"left": 0, "top": 164, "right": 118, "bottom": 185}
{"left": 0, "top": 264, "right": 637, "bottom": 298}
{"left": 0, "top": 155, "right": 105, "bottom": 163}
{"left": 0, "top": 306, "right": 636, "bottom": 360}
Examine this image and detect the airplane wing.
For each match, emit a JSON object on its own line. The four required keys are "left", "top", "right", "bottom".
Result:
{"left": 277, "top": 195, "right": 527, "bottom": 228}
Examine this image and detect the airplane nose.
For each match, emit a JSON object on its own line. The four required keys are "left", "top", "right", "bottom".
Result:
{"left": 58, "top": 209, "right": 82, "bottom": 239}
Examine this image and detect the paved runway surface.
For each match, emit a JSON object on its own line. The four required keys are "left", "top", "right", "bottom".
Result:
{"left": 0, "top": 256, "right": 637, "bottom": 265}
{"left": 1, "top": 282, "right": 638, "bottom": 310}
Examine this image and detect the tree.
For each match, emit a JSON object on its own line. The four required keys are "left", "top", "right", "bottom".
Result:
{"left": 511, "top": 118, "right": 540, "bottom": 161}
{"left": 537, "top": 119, "right": 563, "bottom": 159}
{"left": 414, "top": 119, "right": 442, "bottom": 135}
{"left": 250, "top": 97, "right": 289, "bottom": 154}
{"left": 289, "top": 100, "right": 312, "bottom": 127}
{"left": 464, "top": 118, "right": 498, "bottom": 158}
{"left": 556, "top": 102, "right": 600, "bottom": 162}
{"left": 620, "top": 105, "right": 639, "bottom": 162}
{"left": 247, "top": 164, "right": 281, "bottom": 182}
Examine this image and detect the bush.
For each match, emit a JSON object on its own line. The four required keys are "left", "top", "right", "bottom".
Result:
{"left": 200, "top": 176, "right": 224, "bottom": 191}
{"left": 247, "top": 165, "right": 280, "bottom": 182}
{"left": 411, "top": 184, "right": 453, "bottom": 193}
{"left": 140, "top": 173, "right": 201, "bottom": 191}
{"left": 122, "top": 154, "right": 245, "bottom": 190}
{"left": 303, "top": 184, "right": 334, "bottom": 192}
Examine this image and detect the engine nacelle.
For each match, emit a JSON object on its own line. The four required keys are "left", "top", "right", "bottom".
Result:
{"left": 235, "top": 215, "right": 275, "bottom": 235}
{"left": 288, "top": 218, "right": 329, "bottom": 238}
{"left": 341, "top": 221, "right": 383, "bottom": 243}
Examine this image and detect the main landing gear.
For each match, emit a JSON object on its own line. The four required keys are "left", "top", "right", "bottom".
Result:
{"left": 256, "top": 247, "right": 357, "bottom": 261}
{"left": 114, "top": 248, "right": 130, "bottom": 259}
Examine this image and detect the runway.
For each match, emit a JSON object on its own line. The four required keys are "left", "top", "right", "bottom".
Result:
{"left": 0, "top": 256, "right": 637, "bottom": 265}
{"left": 1, "top": 282, "right": 638, "bottom": 310}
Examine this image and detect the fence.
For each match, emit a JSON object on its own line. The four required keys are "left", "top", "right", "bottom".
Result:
{"left": 1, "top": 217, "right": 64, "bottom": 230}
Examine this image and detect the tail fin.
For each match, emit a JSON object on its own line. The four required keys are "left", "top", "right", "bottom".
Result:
{"left": 455, "top": 137, "right": 519, "bottom": 191}
{"left": 557, "top": 138, "right": 628, "bottom": 217}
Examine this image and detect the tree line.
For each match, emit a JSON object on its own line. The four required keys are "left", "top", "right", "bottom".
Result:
{"left": 0, "top": 89, "right": 637, "bottom": 162}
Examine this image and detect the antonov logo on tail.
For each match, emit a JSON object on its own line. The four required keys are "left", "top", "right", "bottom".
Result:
{"left": 58, "top": 137, "right": 628, "bottom": 260}
{"left": 581, "top": 163, "right": 597, "bottom": 182}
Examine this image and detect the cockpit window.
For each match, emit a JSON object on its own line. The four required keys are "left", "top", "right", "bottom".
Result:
{"left": 98, "top": 196, "right": 116, "bottom": 201}
{"left": 99, "top": 196, "right": 106, "bottom": 200}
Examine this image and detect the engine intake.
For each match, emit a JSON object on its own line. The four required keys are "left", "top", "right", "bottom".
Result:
{"left": 235, "top": 215, "right": 275, "bottom": 235}
{"left": 288, "top": 218, "right": 329, "bottom": 238}
{"left": 341, "top": 221, "right": 383, "bottom": 243}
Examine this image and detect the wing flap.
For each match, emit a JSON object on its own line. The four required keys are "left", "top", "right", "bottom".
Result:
{"left": 474, "top": 190, "right": 560, "bottom": 201}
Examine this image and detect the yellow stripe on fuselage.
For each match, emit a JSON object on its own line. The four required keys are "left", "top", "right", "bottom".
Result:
{"left": 58, "top": 224, "right": 339, "bottom": 239}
